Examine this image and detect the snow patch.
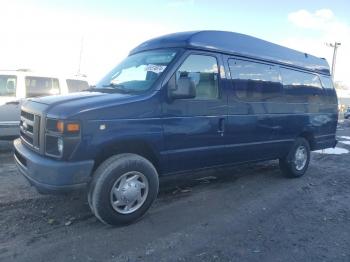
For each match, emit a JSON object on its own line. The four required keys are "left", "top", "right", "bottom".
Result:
{"left": 339, "top": 136, "right": 350, "bottom": 140}
{"left": 339, "top": 141, "right": 350, "bottom": 145}
{"left": 314, "top": 147, "right": 349, "bottom": 155}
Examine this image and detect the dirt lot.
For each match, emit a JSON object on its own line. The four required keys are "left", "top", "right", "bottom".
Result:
{"left": 1, "top": 121, "right": 350, "bottom": 262}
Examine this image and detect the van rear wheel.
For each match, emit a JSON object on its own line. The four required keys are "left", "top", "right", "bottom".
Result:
{"left": 279, "top": 137, "right": 310, "bottom": 178}
{"left": 88, "top": 153, "right": 159, "bottom": 225}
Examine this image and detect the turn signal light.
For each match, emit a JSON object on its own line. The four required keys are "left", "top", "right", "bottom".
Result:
{"left": 67, "top": 123, "right": 80, "bottom": 132}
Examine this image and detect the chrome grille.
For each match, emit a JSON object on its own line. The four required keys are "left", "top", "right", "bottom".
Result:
{"left": 20, "top": 110, "right": 41, "bottom": 149}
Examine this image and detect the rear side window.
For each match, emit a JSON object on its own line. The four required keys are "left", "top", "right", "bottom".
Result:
{"left": 228, "top": 59, "right": 282, "bottom": 102}
{"left": 25, "top": 77, "right": 60, "bottom": 97}
{"left": 177, "top": 55, "right": 219, "bottom": 100}
{"left": 0, "top": 75, "right": 17, "bottom": 97}
{"left": 280, "top": 68, "right": 323, "bottom": 103}
{"left": 319, "top": 75, "right": 337, "bottom": 104}
{"left": 66, "top": 79, "right": 89, "bottom": 93}
{"left": 319, "top": 75, "right": 334, "bottom": 89}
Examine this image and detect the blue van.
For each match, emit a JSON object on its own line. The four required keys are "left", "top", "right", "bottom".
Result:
{"left": 14, "top": 31, "right": 338, "bottom": 225}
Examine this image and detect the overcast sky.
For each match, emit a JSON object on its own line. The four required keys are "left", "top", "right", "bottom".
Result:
{"left": 0, "top": 0, "right": 349, "bottom": 86}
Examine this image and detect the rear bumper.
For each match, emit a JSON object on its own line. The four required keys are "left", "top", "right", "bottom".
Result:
{"left": 313, "top": 136, "right": 337, "bottom": 151}
{"left": 14, "top": 138, "right": 94, "bottom": 194}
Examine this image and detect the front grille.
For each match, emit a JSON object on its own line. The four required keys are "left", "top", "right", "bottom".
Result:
{"left": 21, "top": 110, "right": 34, "bottom": 121}
{"left": 20, "top": 110, "right": 41, "bottom": 150}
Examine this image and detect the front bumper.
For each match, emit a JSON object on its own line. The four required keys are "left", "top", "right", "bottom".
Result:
{"left": 14, "top": 138, "right": 94, "bottom": 194}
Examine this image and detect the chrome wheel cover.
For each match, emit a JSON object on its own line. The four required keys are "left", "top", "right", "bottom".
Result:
{"left": 110, "top": 171, "right": 149, "bottom": 214}
{"left": 294, "top": 146, "right": 307, "bottom": 171}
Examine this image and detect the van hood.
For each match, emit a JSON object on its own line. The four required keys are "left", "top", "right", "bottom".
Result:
{"left": 26, "top": 91, "right": 135, "bottom": 119}
{"left": 31, "top": 91, "right": 108, "bottom": 105}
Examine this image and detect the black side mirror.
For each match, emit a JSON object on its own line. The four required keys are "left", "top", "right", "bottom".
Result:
{"left": 168, "top": 76, "right": 196, "bottom": 100}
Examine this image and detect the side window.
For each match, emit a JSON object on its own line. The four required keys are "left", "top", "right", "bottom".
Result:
{"left": 280, "top": 68, "right": 323, "bottom": 103}
{"left": 25, "top": 77, "right": 60, "bottom": 97}
{"left": 319, "top": 75, "right": 337, "bottom": 104}
{"left": 66, "top": 79, "right": 89, "bottom": 93}
{"left": 0, "top": 75, "right": 17, "bottom": 97}
{"left": 228, "top": 59, "right": 282, "bottom": 102}
{"left": 177, "top": 55, "right": 219, "bottom": 100}
{"left": 319, "top": 75, "right": 334, "bottom": 89}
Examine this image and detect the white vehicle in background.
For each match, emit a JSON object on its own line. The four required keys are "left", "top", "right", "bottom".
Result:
{"left": 0, "top": 70, "right": 89, "bottom": 139}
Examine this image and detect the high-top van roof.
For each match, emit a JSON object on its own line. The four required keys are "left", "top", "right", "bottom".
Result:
{"left": 130, "top": 30, "right": 330, "bottom": 75}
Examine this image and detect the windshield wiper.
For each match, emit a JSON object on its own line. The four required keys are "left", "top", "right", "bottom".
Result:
{"left": 85, "top": 83, "right": 132, "bottom": 94}
{"left": 102, "top": 83, "right": 126, "bottom": 89}
{"left": 101, "top": 83, "right": 133, "bottom": 93}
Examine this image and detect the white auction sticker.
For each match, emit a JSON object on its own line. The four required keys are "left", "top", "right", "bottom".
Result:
{"left": 145, "top": 64, "right": 166, "bottom": 74}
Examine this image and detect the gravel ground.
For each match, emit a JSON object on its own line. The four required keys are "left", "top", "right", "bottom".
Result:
{"left": 0, "top": 121, "right": 350, "bottom": 262}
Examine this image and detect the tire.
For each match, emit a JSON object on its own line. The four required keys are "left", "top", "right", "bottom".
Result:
{"left": 279, "top": 137, "right": 310, "bottom": 178}
{"left": 88, "top": 153, "right": 159, "bottom": 225}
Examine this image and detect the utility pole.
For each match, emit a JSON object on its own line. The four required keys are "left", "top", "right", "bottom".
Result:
{"left": 326, "top": 42, "right": 341, "bottom": 80}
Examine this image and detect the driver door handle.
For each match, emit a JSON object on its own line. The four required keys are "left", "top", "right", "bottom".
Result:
{"left": 218, "top": 117, "right": 225, "bottom": 136}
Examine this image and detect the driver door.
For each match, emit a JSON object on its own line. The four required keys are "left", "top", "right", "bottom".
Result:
{"left": 161, "top": 52, "right": 229, "bottom": 174}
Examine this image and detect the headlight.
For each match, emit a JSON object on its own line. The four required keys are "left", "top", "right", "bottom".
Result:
{"left": 45, "top": 118, "right": 81, "bottom": 159}
{"left": 57, "top": 137, "right": 64, "bottom": 155}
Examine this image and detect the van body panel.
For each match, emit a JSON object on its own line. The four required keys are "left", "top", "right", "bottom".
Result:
{"left": 71, "top": 94, "right": 165, "bottom": 163}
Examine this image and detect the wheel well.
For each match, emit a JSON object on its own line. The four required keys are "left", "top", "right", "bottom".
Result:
{"left": 299, "top": 131, "right": 316, "bottom": 150}
{"left": 93, "top": 140, "right": 160, "bottom": 173}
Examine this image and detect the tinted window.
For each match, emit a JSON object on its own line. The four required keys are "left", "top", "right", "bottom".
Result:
{"left": 0, "top": 75, "right": 17, "bottom": 97}
{"left": 319, "top": 75, "right": 334, "bottom": 89}
{"left": 280, "top": 68, "right": 323, "bottom": 103}
{"left": 66, "top": 79, "right": 89, "bottom": 93}
{"left": 25, "top": 77, "right": 60, "bottom": 97}
{"left": 319, "top": 75, "right": 337, "bottom": 104}
{"left": 177, "top": 55, "right": 219, "bottom": 99}
{"left": 228, "top": 59, "right": 282, "bottom": 102}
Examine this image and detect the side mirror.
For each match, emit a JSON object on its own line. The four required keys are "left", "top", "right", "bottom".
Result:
{"left": 168, "top": 76, "right": 196, "bottom": 100}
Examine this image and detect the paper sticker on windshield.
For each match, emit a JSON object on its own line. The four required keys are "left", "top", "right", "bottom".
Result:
{"left": 145, "top": 64, "right": 166, "bottom": 74}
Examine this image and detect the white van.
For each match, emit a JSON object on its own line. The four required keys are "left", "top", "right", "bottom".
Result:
{"left": 0, "top": 70, "right": 89, "bottom": 139}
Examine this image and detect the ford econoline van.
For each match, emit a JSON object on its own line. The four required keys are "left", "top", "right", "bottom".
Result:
{"left": 0, "top": 70, "right": 89, "bottom": 139}
{"left": 14, "top": 31, "right": 338, "bottom": 225}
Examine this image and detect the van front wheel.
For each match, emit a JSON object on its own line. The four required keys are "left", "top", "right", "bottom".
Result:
{"left": 89, "top": 153, "right": 159, "bottom": 225}
{"left": 279, "top": 138, "right": 310, "bottom": 178}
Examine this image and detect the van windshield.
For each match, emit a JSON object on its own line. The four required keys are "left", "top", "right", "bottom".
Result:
{"left": 95, "top": 50, "right": 178, "bottom": 93}
{"left": 0, "top": 75, "right": 17, "bottom": 97}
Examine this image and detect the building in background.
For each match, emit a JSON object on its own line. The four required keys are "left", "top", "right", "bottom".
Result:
{"left": 335, "top": 82, "right": 350, "bottom": 113}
